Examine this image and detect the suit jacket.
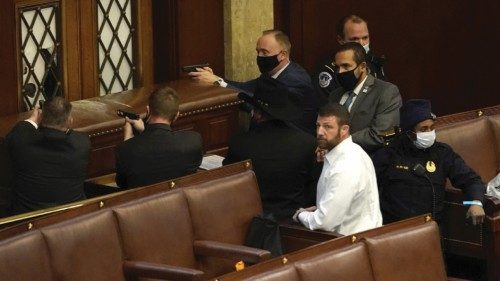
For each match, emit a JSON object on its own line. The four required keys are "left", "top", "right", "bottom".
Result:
{"left": 223, "top": 120, "right": 320, "bottom": 219}
{"left": 328, "top": 74, "right": 402, "bottom": 153}
{"left": 115, "top": 123, "right": 203, "bottom": 189}
{"left": 315, "top": 51, "right": 387, "bottom": 104}
{"left": 6, "top": 121, "right": 90, "bottom": 214}
{"left": 227, "top": 61, "right": 318, "bottom": 135}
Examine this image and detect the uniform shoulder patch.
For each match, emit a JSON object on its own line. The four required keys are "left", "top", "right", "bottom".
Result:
{"left": 318, "top": 71, "right": 333, "bottom": 88}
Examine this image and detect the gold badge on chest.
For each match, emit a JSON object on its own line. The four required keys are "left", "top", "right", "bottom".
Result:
{"left": 426, "top": 161, "right": 436, "bottom": 173}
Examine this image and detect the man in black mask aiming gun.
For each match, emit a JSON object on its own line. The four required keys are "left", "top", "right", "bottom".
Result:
{"left": 188, "top": 29, "right": 318, "bottom": 135}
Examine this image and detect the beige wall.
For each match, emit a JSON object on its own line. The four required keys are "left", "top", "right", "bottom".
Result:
{"left": 223, "top": 0, "right": 274, "bottom": 81}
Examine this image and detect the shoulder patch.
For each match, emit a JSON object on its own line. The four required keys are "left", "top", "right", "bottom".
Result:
{"left": 318, "top": 71, "right": 333, "bottom": 88}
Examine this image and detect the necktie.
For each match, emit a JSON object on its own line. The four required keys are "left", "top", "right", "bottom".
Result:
{"left": 343, "top": 91, "right": 355, "bottom": 111}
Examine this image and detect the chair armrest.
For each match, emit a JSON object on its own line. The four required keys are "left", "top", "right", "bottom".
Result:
{"left": 193, "top": 240, "right": 272, "bottom": 264}
{"left": 123, "top": 260, "right": 204, "bottom": 281}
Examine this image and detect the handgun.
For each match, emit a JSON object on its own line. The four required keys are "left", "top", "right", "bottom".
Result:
{"left": 182, "top": 63, "right": 210, "bottom": 73}
{"left": 116, "top": 109, "right": 140, "bottom": 120}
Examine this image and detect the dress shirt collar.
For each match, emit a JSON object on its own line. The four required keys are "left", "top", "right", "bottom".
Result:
{"left": 353, "top": 75, "right": 368, "bottom": 95}
{"left": 272, "top": 61, "right": 291, "bottom": 79}
{"left": 324, "top": 136, "right": 353, "bottom": 165}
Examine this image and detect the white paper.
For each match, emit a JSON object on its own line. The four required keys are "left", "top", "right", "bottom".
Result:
{"left": 200, "top": 155, "right": 225, "bottom": 170}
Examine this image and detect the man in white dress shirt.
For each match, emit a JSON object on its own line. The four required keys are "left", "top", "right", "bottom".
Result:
{"left": 293, "top": 103, "right": 382, "bottom": 235}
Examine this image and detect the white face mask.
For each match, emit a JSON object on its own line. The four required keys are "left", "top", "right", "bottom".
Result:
{"left": 363, "top": 43, "right": 370, "bottom": 53}
{"left": 413, "top": 130, "right": 436, "bottom": 149}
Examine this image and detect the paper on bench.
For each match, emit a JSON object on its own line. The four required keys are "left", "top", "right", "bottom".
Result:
{"left": 200, "top": 155, "right": 225, "bottom": 170}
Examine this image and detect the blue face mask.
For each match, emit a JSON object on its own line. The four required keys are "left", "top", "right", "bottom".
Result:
{"left": 413, "top": 130, "right": 436, "bottom": 149}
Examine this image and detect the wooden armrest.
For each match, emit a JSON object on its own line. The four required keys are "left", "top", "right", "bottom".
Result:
{"left": 193, "top": 240, "right": 271, "bottom": 264}
{"left": 123, "top": 260, "right": 204, "bottom": 281}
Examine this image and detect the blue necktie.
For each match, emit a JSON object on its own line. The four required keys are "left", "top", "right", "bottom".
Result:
{"left": 343, "top": 92, "right": 355, "bottom": 111}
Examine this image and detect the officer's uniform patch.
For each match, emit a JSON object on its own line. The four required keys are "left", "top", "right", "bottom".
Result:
{"left": 318, "top": 71, "right": 333, "bottom": 88}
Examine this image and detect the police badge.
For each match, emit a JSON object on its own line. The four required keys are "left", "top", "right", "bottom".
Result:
{"left": 426, "top": 161, "right": 436, "bottom": 173}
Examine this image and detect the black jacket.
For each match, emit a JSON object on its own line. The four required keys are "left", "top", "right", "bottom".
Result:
{"left": 223, "top": 120, "right": 320, "bottom": 219}
{"left": 6, "top": 121, "right": 90, "bottom": 214}
{"left": 372, "top": 134, "right": 485, "bottom": 223}
{"left": 227, "top": 61, "right": 318, "bottom": 135}
{"left": 115, "top": 123, "right": 203, "bottom": 189}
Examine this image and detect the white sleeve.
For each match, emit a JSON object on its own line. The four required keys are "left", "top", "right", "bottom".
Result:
{"left": 298, "top": 167, "right": 359, "bottom": 231}
{"left": 24, "top": 119, "right": 38, "bottom": 129}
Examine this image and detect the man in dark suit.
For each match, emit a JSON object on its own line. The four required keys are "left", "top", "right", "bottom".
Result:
{"left": 115, "top": 87, "right": 203, "bottom": 189}
{"left": 223, "top": 77, "right": 319, "bottom": 219}
{"left": 189, "top": 30, "right": 318, "bottom": 135}
{"left": 6, "top": 97, "right": 90, "bottom": 214}
{"left": 326, "top": 42, "right": 401, "bottom": 153}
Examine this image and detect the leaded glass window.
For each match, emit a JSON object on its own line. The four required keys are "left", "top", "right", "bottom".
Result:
{"left": 19, "top": 2, "right": 62, "bottom": 110}
{"left": 97, "top": 0, "right": 136, "bottom": 96}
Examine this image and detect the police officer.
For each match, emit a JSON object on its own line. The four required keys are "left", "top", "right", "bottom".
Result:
{"left": 372, "top": 99, "right": 486, "bottom": 225}
{"left": 316, "top": 15, "right": 387, "bottom": 103}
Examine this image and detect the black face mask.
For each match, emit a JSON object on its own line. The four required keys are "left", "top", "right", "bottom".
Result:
{"left": 336, "top": 65, "right": 360, "bottom": 91}
{"left": 257, "top": 54, "right": 280, "bottom": 74}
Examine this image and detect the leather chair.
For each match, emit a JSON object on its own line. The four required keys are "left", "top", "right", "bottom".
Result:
{"left": 114, "top": 189, "right": 270, "bottom": 280}
{"left": 0, "top": 231, "right": 53, "bottom": 281}
{"left": 183, "top": 171, "right": 265, "bottom": 277}
{"left": 41, "top": 211, "right": 126, "bottom": 281}
{"left": 295, "top": 243, "right": 375, "bottom": 281}
{"left": 365, "top": 221, "right": 447, "bottom": 281}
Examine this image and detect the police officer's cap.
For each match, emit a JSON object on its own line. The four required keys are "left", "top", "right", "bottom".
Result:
{"left": 400, "top": 99, "right": 437, "bottom": 131}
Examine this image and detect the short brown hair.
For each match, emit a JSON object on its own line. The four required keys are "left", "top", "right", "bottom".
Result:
{"left": 336, "top": 15, "right": 367, "bottom": 39}
{"left": 41, "top": 97, "right": 72, "bottom": 127}
{"left": 262, "top": 29, "right": 291, "bottom": 53}
{"left": 318, "top": 103, "right": 351, "bottom": 126}
{"left": 148, "top": 87, "right": 179, "bottom": 121}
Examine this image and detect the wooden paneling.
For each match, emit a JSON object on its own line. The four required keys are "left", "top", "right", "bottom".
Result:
{"left": 275, "top": 0, "right": 500, "bottom": 115}
{"left": 0, "top": 1, "right": 18, "bottom": 116}
{"left": 152, "top": 0, "right": 225, "bottom": 83}
{"left": 152, "top": 0, "right": 178, "bottom": 82}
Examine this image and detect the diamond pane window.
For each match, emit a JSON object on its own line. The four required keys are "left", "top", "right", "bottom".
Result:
{"left": 97, "top": 0, "right": 136, "bottom": 96}
{"left": 19, "top": 3, "right": 62, "bottom": 110}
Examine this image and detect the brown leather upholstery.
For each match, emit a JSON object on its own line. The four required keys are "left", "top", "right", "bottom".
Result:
{"left": 217, "top": 219, "right": 453, "bottom": 281}
{"left": 295, "top": 243, "right": 375, "bottom": 281}
{"left": 184, "top": 171, "right": 262, "bottom": 244}
{"left": 0, "top": 231, "right": 53, "bottom": 281}
{"left": 489, "top": 114, "right": 500, "bottom": 172}
{"left": 436, "top": 117, "right": 497, "bottom": 183}
{"left": 240, "top": 265, "right": 300, "bottom": 281}
{"left": 365, "top": 221, "right": 447, "bottom": 281}
{"left": 113, "top": 190, "right": 198, "bottom": 269}
{"left": 42, "top": 211, "right": 125, "bottom": 281}
{"left": 183, "top": 170, "right": 263, "bottom": 277}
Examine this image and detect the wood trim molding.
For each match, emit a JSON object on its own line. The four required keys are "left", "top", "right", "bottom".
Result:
{"left": 152, "top": 0, "right": 178, "bottom": 82}
{"left": 79, "top": 0, "right": 98, "bottom": 99}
